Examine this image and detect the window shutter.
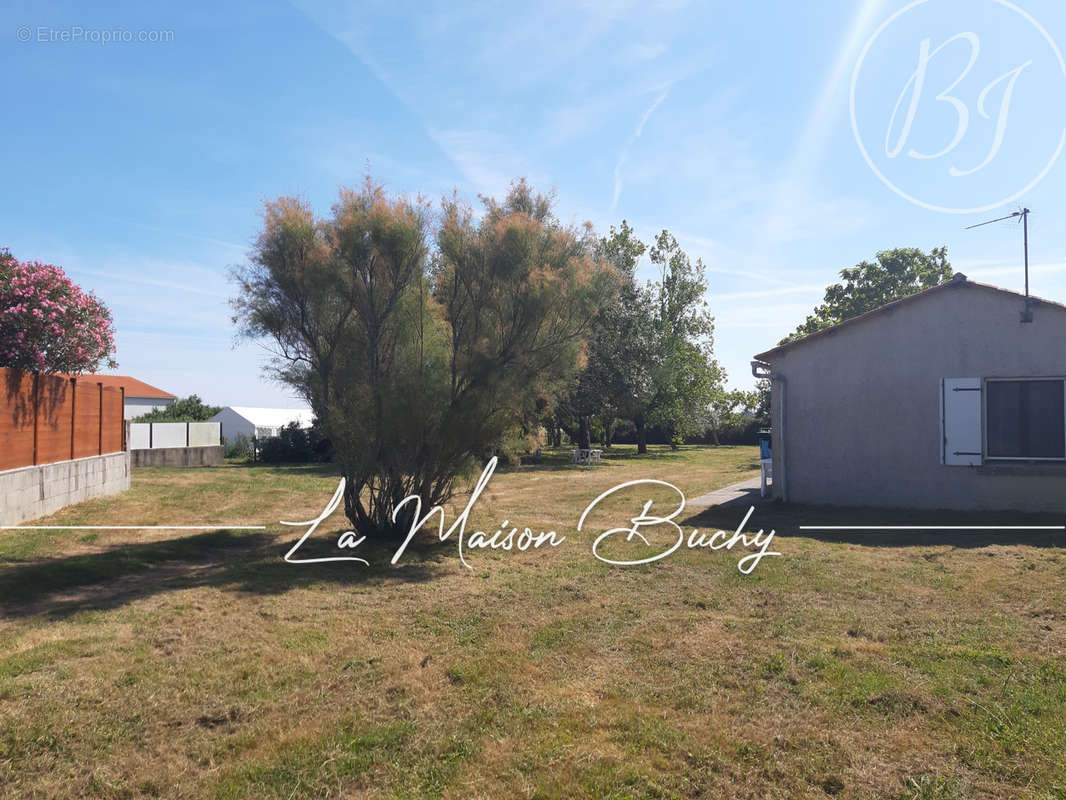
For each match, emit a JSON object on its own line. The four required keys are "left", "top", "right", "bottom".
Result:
{"left": 941, "top": 378, "right": 982, "bottom": 466}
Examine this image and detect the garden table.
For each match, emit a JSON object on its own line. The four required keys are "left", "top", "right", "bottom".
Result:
{"left": 571, "top": 448, "right": 602, "bottom": 466}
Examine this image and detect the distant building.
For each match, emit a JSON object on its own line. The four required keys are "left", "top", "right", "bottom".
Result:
{"left": 208, "top": 406, "right": 315, "bottom": 443}
{"left": 72, "top": 374, "right": 177, "bottom": 420}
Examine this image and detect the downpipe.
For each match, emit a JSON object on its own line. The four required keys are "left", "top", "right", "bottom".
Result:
{"left": 751, "top": 360, "right": 786, "bottom": 502}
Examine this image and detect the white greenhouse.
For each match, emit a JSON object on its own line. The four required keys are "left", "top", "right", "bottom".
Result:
{"left": 208, "top": 406, "right": 315, "bottom": 443}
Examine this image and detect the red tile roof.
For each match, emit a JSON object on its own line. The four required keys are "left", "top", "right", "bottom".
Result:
{"left": 66, "top": 374, "right": 176, "bottom": 399}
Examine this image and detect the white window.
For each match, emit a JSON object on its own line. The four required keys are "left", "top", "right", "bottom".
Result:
{"left": 941, "top": 377, "right": 1066, "bottom": 465}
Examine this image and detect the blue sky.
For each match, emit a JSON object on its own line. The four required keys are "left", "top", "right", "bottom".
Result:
{"left": 3, "top": 0, "right": 1066, "bottom": 407}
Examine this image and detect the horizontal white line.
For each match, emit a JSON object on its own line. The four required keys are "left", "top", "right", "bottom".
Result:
{"left": 0, "top": 525, "right": 267, "bottom": 530}
{"left": 799, "top": 525, "right": 1065, "bottom": 531}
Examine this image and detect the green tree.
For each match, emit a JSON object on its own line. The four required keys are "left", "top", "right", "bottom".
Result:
{"left": 562, "top": 221, "right": 654, "bottom": 450}
{"left": 707, "top": 382, "right": 768, "bottom": 445}
{"left": 782, "top": 246, "right": 952, "bottom": 344}
{"left": 133, "top": 395, "right": 221, "bottom": 422}
{"left": 563, "top": 226, "right": 724, "bottom": 454}
{"left": 232, "top": 178, "right": 611, "bottom": 535}
{"left": 258, "top": 420, "right": 331, "bottom": 463}
{"left": 645, "top": 231, "right": 724, "bottom": 449}
{"left": 751, "top": 377, "right": 770, "bottom": 424}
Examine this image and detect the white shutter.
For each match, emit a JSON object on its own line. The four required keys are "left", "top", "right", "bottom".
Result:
{"left": 941, "top": 378, "right": 982, "bottom": 466}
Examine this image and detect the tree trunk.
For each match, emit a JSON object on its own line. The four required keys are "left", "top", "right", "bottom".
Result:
{"left": 635, "top": 415, "right": 647, "bottom": 454}
{"left": 578, "top": 415, "right": 592, "bottom": 450}
{"left": 604, "top": 418, "right": 614, "bottom": 449}
{"left": 550, "top": 414, "right": 563, "bottom": 447}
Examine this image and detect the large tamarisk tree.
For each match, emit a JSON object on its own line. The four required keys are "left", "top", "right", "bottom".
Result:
{"left": 232, "top": 179, "right": 611, "bottom": 535}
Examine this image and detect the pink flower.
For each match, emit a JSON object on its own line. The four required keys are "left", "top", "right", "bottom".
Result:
{"left": 0, "top": 252, "right": 118, "bottom": 372}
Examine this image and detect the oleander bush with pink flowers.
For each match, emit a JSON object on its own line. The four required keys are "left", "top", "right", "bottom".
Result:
{"left": 0, "top": 248, "right": 117, "bottom": 373}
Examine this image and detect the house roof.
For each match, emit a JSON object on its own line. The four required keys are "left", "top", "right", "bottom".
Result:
{"left": 67, "top": 374, "right": 176, "bottom": 399}
{"left": 753, "top": 274, "right": 1066, "bottom": 362}
{"left": 214, "top": 406, "right": 315, "bottom": 428}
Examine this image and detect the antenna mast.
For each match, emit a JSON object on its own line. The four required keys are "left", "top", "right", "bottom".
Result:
{"left": 965, "top": 208, "right": 1032, "bottom": 322}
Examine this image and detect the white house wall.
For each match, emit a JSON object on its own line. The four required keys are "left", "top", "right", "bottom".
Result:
{"left": 124, "top": 397, "right": 175, "bottom": 420}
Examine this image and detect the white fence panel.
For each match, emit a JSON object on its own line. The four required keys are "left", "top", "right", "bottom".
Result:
{"left": 189, "top": 422, "right": 221, "bottom": 447}
{"left": 150, "top": 423, "right": 189, "bottom": 449}
{"left": 128, "top": 423, "right": 151, "bottom": 450}
{"left": 127, "top": 422, "right": 223, "bottom": 449}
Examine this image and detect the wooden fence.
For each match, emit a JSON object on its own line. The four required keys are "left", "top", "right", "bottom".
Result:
{"left": 0, "top": 368, "right": 125, "bottom": 472}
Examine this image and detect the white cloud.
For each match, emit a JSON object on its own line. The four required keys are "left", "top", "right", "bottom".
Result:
{"left": 610, "top": 86, "right": 672, "bottom": 214}
{"left": 710, "top": 284, "right": 825, "bottom": 301}
{"left": 965, "top": 261, "right": 1066, "bottom": 281}
{"left": 103, "top": 217, "right": 248, "bottom": 253}
{"left": 627, "top": 41, "right": 669, "bottom": 61}
{"left": 69, "top": 266, "right": 229, "bottom": 299}
{"left": 428, "top": 128, "right": 539, "bottom": 198}
{"left": 753, "top": 0, "right": 885, "bottom": 254}
{"left": 758, "top": 179, "right": 869, "bottom": 245}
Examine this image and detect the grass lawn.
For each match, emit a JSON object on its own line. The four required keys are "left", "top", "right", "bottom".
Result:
{"left": 2, "top": 444, "right": 1065, "bottom": 799}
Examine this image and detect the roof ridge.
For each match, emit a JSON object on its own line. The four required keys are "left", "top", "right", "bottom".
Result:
{"left": 754, "top": 277, "right": 1066, "bottom": 361}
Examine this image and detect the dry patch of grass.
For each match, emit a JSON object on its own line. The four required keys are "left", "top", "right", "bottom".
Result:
{"left": 1, "top": 445, "right": 1064, "bottom": 799}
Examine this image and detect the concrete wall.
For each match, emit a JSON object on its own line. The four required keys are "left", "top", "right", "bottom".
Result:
{"left": 130, "top": 445, "right": 223, "bottom": 468}
{"left": 0, "top": 451, "right": 131, "bottom": 526}
{"left": 764, "top": 281, "right": 1066, "bottom": 512}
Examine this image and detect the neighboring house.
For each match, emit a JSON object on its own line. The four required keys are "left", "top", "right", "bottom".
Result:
{"left": 752, "top": 274, "right": 1066, "bottom": 512}
{"left": 208, "top": 406, "right": 315, "bottom": 443}
{"left": 70, "top": 374, "right": 177, "bottom": 420}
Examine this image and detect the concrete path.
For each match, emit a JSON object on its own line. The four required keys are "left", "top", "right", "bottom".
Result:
{"left": 686, "top": 476, "right": 764, "bottom": 510}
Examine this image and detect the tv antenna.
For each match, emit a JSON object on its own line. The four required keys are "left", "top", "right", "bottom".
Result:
{"left": 966, "top": 208, "right": 1032, "bottom": 322}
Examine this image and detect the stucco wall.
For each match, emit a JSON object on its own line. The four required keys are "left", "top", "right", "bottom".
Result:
{"left": 0, "top": 451, "right": 131, "bottom": 526}
{"left": 764, "top": 282, "right": 1066, "bottom": 512}
{"left": 124, "top": 397, "right": 174, "bottom": 420}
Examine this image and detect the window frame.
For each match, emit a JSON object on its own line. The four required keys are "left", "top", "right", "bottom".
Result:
{"left": 982, "top": 376, "right": 1066, "bottom": 462}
